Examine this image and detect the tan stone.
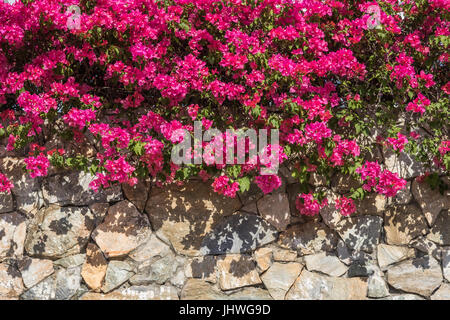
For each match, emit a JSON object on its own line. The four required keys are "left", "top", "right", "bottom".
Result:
{"left": 146, "top": 181, "right": 241, "bottom": 256}
{"left": 412, "top": 179, "right": 450, "bottom": 226}
{"left": 254, "top": 247, "right": 273, "bottom": 273}
{"left": 377, "top": 244, "right": 415, "bottom": 270}
{"left": 431, "top": 284, "right": 450, "bottom": 300}
{"left": 304, "top": 252, "right": 348, "bottom": 277}
{"left": 181, "top": 279, "right": 226, "bottom": 300}
{"left": 386, "top": 256, "right": 443, "bottom": 297}
{"left": 286, "top": 269, "right": 367, "bottom": 300}
{"left": 0, "top": 263, "right": 24, "bottom": 298}
{"left": 82, "top": 284, "right": 179, "bottom": 300}
{"left": 19, "top": 258, "right": 54, "bottom": 288}
{"left": 272, "top": 248, "right": 297, "bottom": 262}
{"left": 0, "top": 212, "right": 26, "bottom": 260}
{"left": 217, "top": 255, "right": 261, "bottom": 290}
{"left": 81, "top": 243, "right": 108, "bottom": 291}
{"left": 92, "top": 201, "right": 151, "bottom": 258}
{"left": 257, "top": 193, "right": 290, "bottom": 231}
{"left": 261, "top": 262, "right": 303, "bottom": 300}
{"left": 384, "top": 205, "right": 428, "bottom": 245}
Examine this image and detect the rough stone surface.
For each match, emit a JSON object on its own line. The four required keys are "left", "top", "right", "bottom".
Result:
{"left": 130, "top": 252, "right": 180, "bottom": 285}
{"left": 354, "top": 194, "right": 386, "bottom": 216}
{"left": 304, "top": 252, "right": 348, "bottom": 277}
{"left": 122, "top": 180, "right": 150, "bottom": 212}
{"left": 367, "top": 274, "right": 389, "bottom": 298}
{"left": 336, "top": 216, "right": 383, "bottom": 253}
{"left": 272, "top": 248, "right": 297, "bottom": 262}
{"left": 54, "top": 266, "right": 82, "bottom": 300}
{"left": 92, "top": 201, "right": 151, "bottom": 258}
{"left": 426, "top": 210, "right": 450, "bottom": 245}
{"left": 377, "top": 244, "right": 415, "bottom": 270}
{"left": 386, "top": 256, "right": 443, "bottom": 297}
{"left": 54, "top": 254, "right": 86, "bottom": 268}
{"left": 42, "top": 171, "right": 122, "bottom": 206}
{"left": 216, "top": 255, "right": 261, "bottom": 290}
{"left": 81, "top": 243, "right": 108, "bottom": 291}
{"left": 82, "top": 284, "right": 179, "bottom": 300}
{"left": 185, "top": 256, "right": 217, "bottom": 283}
{"left": 443, "top": 249, "right": 450, "bottom": 282}
{"left": 102, "top": 260, "right": 135, "bottom": 293}
{"left": 20, "top": 273, "right": 55, "bottom": 300}
{"left": 430, "top": 284, "right": 450, "bottom": 300}
{"left": 286, "top": 270, "right": 367, "bottom": 300}
{"left": 254, "top": 247, "right": 272, "bottom": 273}
{"left": 0, "top": 262, "right": 24, "bottom": 298}
{"left": 25, "top": 205, "right": 97, "bottom": 258}
{"left": 0, "top": 158, "right": 42, "bottom": 215}
{"left": 257, "top": 193, "right": 290, "bottom": 231}
{"left": 412, "top": 179, "right": 450, "bottom": 226}
{"left": 146, "top": 181, "right": 241, "bottom": 256}
{"left": 392, "top": 181, "right": 412, "bottom": 204}
{"left": 181, "top": 279, "right": 226, "bottom": 300}
{"left": 384, "top": 205, "right": 428, "bottom": 245}
{"left": 0, "top": 212, "right": 26, "bottom": 260}
{"left": 261, "top": 262, "right": 303, "bottom": 300}
{"left": 19, "top": 257, "right": 54, "bottom": 288}
{"left": 200, "top": 213, "right": 277, "bottom": 255}
{"left": 384, "top": 148, "right": 425, "bottom": 179}
{"left": 278, "top": 222, "right": 338, "bottom": 255}
{"left": 0, "top": 192, "right": 13, "bottom": 214}
{"left": 128, "top": 234, "right": 171, "bottom": 266}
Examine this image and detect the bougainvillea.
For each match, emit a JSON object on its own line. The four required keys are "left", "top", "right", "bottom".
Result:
{"left": 0, "top": 0, "right": 449, "bottom": 217}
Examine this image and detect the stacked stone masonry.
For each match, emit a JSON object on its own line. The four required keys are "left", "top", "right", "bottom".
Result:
{"left": 0, "top": 155, "right": 449, "bottom": 300}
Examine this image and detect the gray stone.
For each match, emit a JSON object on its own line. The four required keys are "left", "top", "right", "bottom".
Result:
{"left": 0, "top": 192, "right": 13, "bottom": 213}
{"left": 336, "top": 216, "right": 383, "bottom": 253}
{"left": 392, "top": 181, "right": 412, "bottom": 204}
{"left": 0, "top": 157, "right": 42, "bottom": 215}
{"left": 146, "top": 181, "right": 241, "bottom": 256}
{"left": 354, "top": 194, "right": 386, "bottom": 216}
{"left": 278, "top": 222, "right": 338, "bottom": 255}
{"left": 410, "top": 236, "right": 442, "bottom": 261}
{"left": 20, "top": 274, "right": 55, "bottom": 300}
{"left": 102, "top": 261, "right": 134, "bottom": 293}
{"left": 384, "top": 148, "right": 425, "bottom": 179}
{"left": 261, "top": 262, "right": 303, "bottom": 300}
{"left": 54, "top": 266, "right": 82, "bottom": 300}
{"left": 54, "top": 254, "right": 86, "bottom": 268}
{"left": 42, "top": 171, "right": 122, "bottom": 206}
{"left": 427, "top": 210, "right": 450, "bottom": 245}
{"left": 122, "top": 179, "right": 150, "bottom": 212}
{"left": 304, "top": 252, "right": 348, "bottom": 277}
{"left": 386, "top": 256, "right": 443, "bottom": 297}
{"left": 92, "top": 201, "right": 152, "bottom": 258}
{"left": 0, "top": 212, "right": 26, "bottom": 260}
{"left": 130, "top": 253, "right": 180, "bottom": 285}
{"left": 381, "top": 294, "right": 425, "bottom": 300}
{"left": 200, "top": 213, "right": 277, "bottom": 255}
{"left": 128, "top": 234, "right": 172, "bottom": 267}
{"left": 412, "top": 179, "right": 449, "bottom": 226}
{"left": 257, "top": 193, "right": 290, "bottom": 231}
{"left": 286, "top": 269, "right": 367, "bottom": 300}
{"left": 25, "top": 205, "right": 97, "bottom": 259}
{"left": 367, "top": 274, "right": 389, "bottom": 298}
{"left": 384, "top": 205, "right": 428, "bottom": 245}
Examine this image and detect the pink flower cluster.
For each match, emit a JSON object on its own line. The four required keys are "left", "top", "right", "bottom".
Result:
{"left": 356, "top": 161, "right": 407, "bottom": 197}
{"left": 0, "top": 173, "right": 13, "bottom": 193}
{"left": 296, "top": 193, "right": 328, "bottom": 216}
{"left": 335, "top": 196, "right": 356, "bottom": 216}
{"left": 24, "top": 155, "right": 50, "bottom": 179}
{"left": 212, "top": 175, "right": 239, "bottom": 198}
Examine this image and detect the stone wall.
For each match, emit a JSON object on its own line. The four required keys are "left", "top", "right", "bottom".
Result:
{"left": 0, "top": 156, "right": 449, "bottom": 300}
